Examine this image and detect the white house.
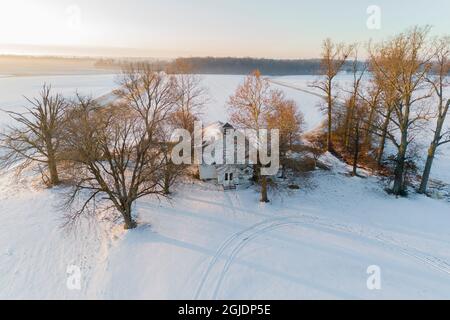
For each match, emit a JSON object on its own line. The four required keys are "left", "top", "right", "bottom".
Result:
{"left": 198, "top": 122, "right": 253, "bottom": 189}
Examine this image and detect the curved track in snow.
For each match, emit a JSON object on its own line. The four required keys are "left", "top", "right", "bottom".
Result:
{"left": 194, "top": 213, "right": 450, "bottom": 300}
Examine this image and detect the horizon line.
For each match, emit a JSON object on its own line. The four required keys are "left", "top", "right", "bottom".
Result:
{"left": 0, "top": 53, "right": 329, "bottom": 61}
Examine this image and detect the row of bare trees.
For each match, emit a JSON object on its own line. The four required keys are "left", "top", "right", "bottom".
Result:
{"left": 0, "top": 64, "right": 302, "bottom": 227}
{"left": 316, "top": 26, "right": 449, "bottom": 196}
{"left": 0, "top": 64, "right": 208, "bottom": 229}
{"left": 0, "top": 27, "right": 446, "bottom": 230}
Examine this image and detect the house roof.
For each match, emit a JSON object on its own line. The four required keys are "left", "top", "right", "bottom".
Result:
{"left": 199, "top": 121, "right": 258, "bottom": 155}
{"left": 201, "top": 121, "right": 238, "bottom": 146}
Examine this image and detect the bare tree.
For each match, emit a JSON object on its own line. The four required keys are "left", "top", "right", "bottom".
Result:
{"left": 341, "top": 49, "right": 367, "bottom": 150}
{"left": 311, "top": 38, "right": 353, "bottom": 151}
{"left": 159, "top": 124, "right": 187, "bottom": 195}
{"left": 114, "top": 63, "right": 178, "bottom": 135}
{"left": 164, "top": 65, "right": 209, "bottom": 188}
{"left": 375, "top": 79, "right": 400, "bottom": 166}
{"left": 357, "top": 79, "right": 382, "bottom": 148}
{"left": 370, "top": 26, "right": 434, "bottom": 195}
{"left": 266, "top": 90, "right": 304, "bottom": 178}
{"left": 64, "top": 65, "right": 178, "bottom": 229}
{"left": 63, "top": 99, "right": 168, "bottom": 229}
{"left": 170, "top": 74, "right": 208, "bottom": 134}
{"left": 228, "top": 70, "right": 273, "bottom": 202}
{"left": 166, "top": 58, "right": 209, "bottom": 133}
{"left": 338, "top": 51, "right": 368, "bottom": 176}
{"left": 419, "top": 36, "right": 450, "bottom": 194}
{"left": 0, "top": 85, "right": 67, "bottom": 186}
{"left": 349, "top": 102, "right": 369, "bottom": 176}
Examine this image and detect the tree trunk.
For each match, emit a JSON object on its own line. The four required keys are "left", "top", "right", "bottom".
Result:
{"left": 364, "top": 103, "right": 376, "bottom": 146}
{"left": 392, "top": 152, "right": 405, "bottom": 195}
{"left": 252, "top": 162, "right": 260, "bottom": 182}
{"left": 352, "top": 122, "right": 360, "bottom": 176}
{"left": 260, "top": 175, "right": 269, "bottom": 203}
{"left": 418, "top": 119, "right": 445, "bottom": 195}
{"left": 163, "top": 167, "right": 171, "bottom": 195}
{"left": 419, "top": 143, "right": 437, "bottom": 194}
{"left": 122, "top": 203, "right": 137, "bottom": 230}
{"left": 327, "top": 93, "right": 333, "bottom": 152}
{"left": 280, "top": 151, "right": 286, "bottom": 179}
{"left": 392, "top": 101, "right": 413, "bottom": 196}
{"left": 377, "top": 109, "right": 392, "bottom": 166}
{"left": 392, "top": 134, "right": 407, "bottom": 196}
{"left": 47, "top": 154, "right": 59, "bottom": 186}
{"left": 343, "top": 109, "right": 351, "bottom": 148}
{"left": 45, "top": 137, "right": 60, "bottom": 186}
{"left": 344, "top": 102, "right": 355, "bottom": 150}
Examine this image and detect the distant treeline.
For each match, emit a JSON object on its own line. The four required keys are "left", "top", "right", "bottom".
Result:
{"left": 94, "top": 58, "right": 167, "bottom": 71}
{"left": 95, "top": 57, "right": 366, "bottom": 75}
{"left": 169, "top": 57, "right": 322, "bottom": 75}
{"left": 167, "top": 57, "right": 367, "bottom": 75}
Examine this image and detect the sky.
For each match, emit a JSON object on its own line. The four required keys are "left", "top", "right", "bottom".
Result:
{"left": 0, "top": 0, "right": 449, "bottom": 59}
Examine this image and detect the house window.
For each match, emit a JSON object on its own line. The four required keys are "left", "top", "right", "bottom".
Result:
{"left": 229, "top": 173, "right": 233, "bottom": 181}
{"left": 225, "top": 173, "right": 229, "bottom": 181}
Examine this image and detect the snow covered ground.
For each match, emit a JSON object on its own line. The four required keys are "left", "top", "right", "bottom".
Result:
{"left": 0, "top": 74, "right": 449, "bottom": 299}
{"left": 0, "top": 74, "right": 118, "bottom": 125}
{"left": 107, "top": 165, "right": 450, "bottom": 299}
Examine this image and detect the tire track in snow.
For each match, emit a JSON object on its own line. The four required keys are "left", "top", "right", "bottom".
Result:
{"left": 195, "top": 214, "right": 450, "bottom": 300}
{"left": 194, "top": 214, "right": 326, "bottom": 299}
{"left": 212, "top": 219, "right": 308, "bottom": 299}
{"left": 193, "top": 215, "right": 318, "bottom": 299}
{"left": 266, "top": 78, "right": 347, "bottom": 106}
{"left": 210, "top": 217, "right": 360, "bottom": 299}
{"left": 372, "top": 234, "right": 450, "bottom": 277}
{"left": 266, "top": 78, "right": 326, "bottom": 99}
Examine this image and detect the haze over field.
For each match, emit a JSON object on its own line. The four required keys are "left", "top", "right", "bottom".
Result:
{"left": 1, "top": 0, "right": 449, "bottom": 302}
{"left": 1, "top": 0, "right": 450, "bottom": 58}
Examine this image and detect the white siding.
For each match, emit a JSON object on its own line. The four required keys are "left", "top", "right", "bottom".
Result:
{"left": 199, "top": 165, "right": 217, "bottom": 180}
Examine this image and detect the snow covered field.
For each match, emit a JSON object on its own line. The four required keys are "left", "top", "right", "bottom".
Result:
{"left": 0, "top": 74, "right": 117, "bottom": 125}
{"left": 0, "top": 74, "right": 449, "bottom": 299}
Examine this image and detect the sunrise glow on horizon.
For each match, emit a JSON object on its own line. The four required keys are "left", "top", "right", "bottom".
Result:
{"left": 1, "top": 0, "right": 449, "bottom": 58}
